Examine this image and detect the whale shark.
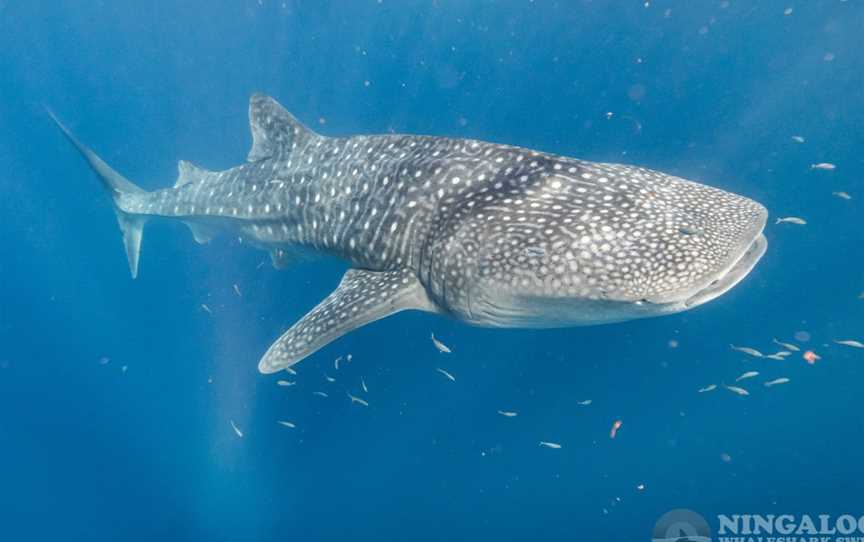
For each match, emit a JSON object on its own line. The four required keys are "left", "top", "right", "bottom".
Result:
{"left": 51, "top": 94, "right": 768, "bottom": 374}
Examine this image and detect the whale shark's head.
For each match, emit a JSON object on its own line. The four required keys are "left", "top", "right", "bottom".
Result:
{"left": 457, "top": 161, "right": 768, "bottom": 327}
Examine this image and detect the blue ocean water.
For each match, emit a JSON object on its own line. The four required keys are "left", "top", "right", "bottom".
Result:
{"left": 1, "top": 1, "right": 862, "bottom": 540}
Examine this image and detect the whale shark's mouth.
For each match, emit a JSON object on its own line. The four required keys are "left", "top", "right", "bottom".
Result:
{"left": 682, "top": 232, "right": 767, "bottom": 308}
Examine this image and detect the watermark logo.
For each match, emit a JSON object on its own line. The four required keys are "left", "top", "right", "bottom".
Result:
{"left": 653, "top": 508, "right": 712, "bottom": 542}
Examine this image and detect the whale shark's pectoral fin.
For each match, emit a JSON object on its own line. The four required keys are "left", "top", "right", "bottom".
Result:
{"left": 258, "top": 268, "right": 437, "bottom": 374}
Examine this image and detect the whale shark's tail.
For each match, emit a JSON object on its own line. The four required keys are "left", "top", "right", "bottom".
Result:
{"left": 48, "top": 110, "right": 149, "bottom": 278}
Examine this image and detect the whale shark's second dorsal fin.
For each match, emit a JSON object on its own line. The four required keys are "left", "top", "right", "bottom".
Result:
{"left": 247, "top": 93, "right": 319, "bottom": 162}
{"left": 175, "top": 160, "right": 217, "bottom": 188}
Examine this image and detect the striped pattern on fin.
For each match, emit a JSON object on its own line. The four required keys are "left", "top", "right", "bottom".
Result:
{"left": 247, "top": 93, "right": 319, "bottom": 162}
{"left": 258, "top": 268, "right": 437, "bottom": 373}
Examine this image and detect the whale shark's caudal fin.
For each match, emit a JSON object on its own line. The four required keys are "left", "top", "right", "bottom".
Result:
{"left": 48, "top": 110, "right": 149, "bottom": 278}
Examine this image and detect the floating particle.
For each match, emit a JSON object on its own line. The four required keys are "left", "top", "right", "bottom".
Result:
{"left": 775, "top": 216, "right": 807, "bottom": 225}
{"left": 201, "top": 303, "right": 213, "bottom": 314}
{"left": 232, "top": 284, "right": 242, "bottom": 297}
{"left": 794, "top": 330, "right": 811, "bottom": 342}
{"left": 721, "top": 452, "right": 732, "bottom": 463}
{"left": 430, "top": 333, "right": 452, "bottom": 353}
{"left": 577, "top": 399, "right": 593, "bottom": 406}
{"left": 230, "top": 420, "right": 243, "bottom": 438}
{"left": 98, "top": 356, "right": 110, "bottom": 365}
{"left": 636, "top": 483, "right": 646, "bottom": 491}
{"left": 436, "top": 368, "right": 456, "bottom": 381}
{"left": 824, "top": 52, "right": 835, "bottom": 62}
{"left": 803, "top": 350, "right": 821, "bottom": 365}
{"left": 667, "top": 339, "right": 679, "bottom": 349}
{"left": 784, "top": 7, "right": 793, "bottom": 15}
{"left": 610, "top": 420, "right": 623, "bottom": 439}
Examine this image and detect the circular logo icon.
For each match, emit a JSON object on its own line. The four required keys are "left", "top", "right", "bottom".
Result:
{"left": 652, "top": 508, "right": 712, "bottom": 542}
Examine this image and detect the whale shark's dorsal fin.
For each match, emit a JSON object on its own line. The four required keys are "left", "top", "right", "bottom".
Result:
{"left": 258, "top": 268, "right": 438, "bottom": 373}
{"left": 175, "top": 160, "right": 216, "bottom": 188}
{"left": 247, "top": 93, "right": 319, "bottom": 162}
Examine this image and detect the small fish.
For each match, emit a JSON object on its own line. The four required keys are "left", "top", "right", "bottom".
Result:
{"left": 276, "top": 380, "right": 295, "bottom": 387}
{"left": 283, "top": 367, "right": 297, "bottom": 376}
{"left": 361, "top": 378, "right": 368, "bottom": 393}
{"left": 334, "top": 356, "right": 342, "bottom": 370}
{"left": 811, "top": 162, "right": 836, "bottom": 171}
{"left": 430, "top": 332, "right": 452, "bottom": 353}
{"left": 735, "top": 371, "right": 760, "bottom": 382}
{"left": 325, "top": 374, "right": 336, "bottom": 383}
{"left": 834, "top": 339, "right": 864, "bottom": 348}
{"left": 232, "top": 283, "right": 242, "bottom": 297}
{"left": 346, "top": 354, "right": 353, "bottom": 363}
{"left": 539, "top": 441, "right": 562, "bottom": 449}
{"left": 775, "top": 216, "right": 807, "bottom": 225}
{"left": 832, "top": 191, "right": 852, "bottom": 200}
{"left": 610, "top": 420, "right": 623, "bottom": 439}
{"left": 312, "top": 391, "right": 329, "bottom": 397}
{"left": 276, "top": 420, "right": 295, "bottom": 428}
{"left": 577, "top": 399, "right": 593, "bottom": 406}
{"left": 791, "top": 135, "right": 805, "bottom": 143}
{"left": 764, "top": 354, "right": 787, "bottom": 360}
{"left": 803, "top": 350, "right": 821, "bottom": 365}
{"left": 773, "top": 339, "right": 800, "bottom": 352}
{"left": 723, "top": 384, "right": 750, "bottom": 396}
{"left": 98, "top": 356, "right": 110, "bottom": 365}
{"left": 730, "top": 345, "right": 763, "bottom": 357}
{"left": 698, "top": 384, "right": 717, "bottom": 393}
{"left": 121, "top": 365, "right": 128, "bottom": 373}
{"left": 347, "top": 392, "right": 369, "bottom": 407}
{"left": 436, "top": 368, "right": 456, "bottom": 381}
{"left": 636, "top": 483, "right": 646, "bottom": 491}
{"left": 201, "top": 303, "right": 213, "bottom": 314}
{"left": 497, "top": 410, "right": 518, "bottom": 417}
{"left": 764, "top": 377, "right": 791, "bottom": 388}
{"left": 229, "top": 420, "right": 243, "bottom": 438}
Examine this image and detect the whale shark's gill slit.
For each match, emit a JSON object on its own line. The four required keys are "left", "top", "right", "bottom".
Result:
{"left": 258, "top": 267, "right": 438, "bottom": 373}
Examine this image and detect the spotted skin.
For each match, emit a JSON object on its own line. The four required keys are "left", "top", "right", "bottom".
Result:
{"left": 56, "top": 94, "right": 768, "bottom": 373}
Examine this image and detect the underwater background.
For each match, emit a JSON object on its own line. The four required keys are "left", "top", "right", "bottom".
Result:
{"left": 1, "top": 1, "right": 863, "bottom": 540}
